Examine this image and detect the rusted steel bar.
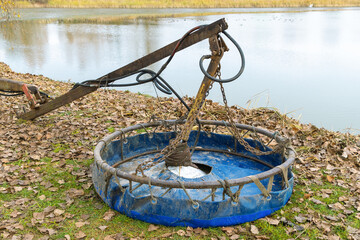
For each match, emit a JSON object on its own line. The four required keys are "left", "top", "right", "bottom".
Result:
{"left": 19, "top": 18, "right": 228, "bottom": 120}
{"left": 180, "top": 35, "right": 224, "bottom": 142}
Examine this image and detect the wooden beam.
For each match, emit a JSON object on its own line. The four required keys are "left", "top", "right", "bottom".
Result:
{"left": 19, "top": 18, "right": 228, "bottom": 120}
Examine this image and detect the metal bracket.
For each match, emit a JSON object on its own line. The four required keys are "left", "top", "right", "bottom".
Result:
{"left": 0, "top": 78, "right": 48, "bottom": 109}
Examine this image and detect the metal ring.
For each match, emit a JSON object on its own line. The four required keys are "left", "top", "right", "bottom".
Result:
{"left": 265, "top": 194, "right": 272, "bottom": 201}
{"left": 151, "top": 198, "right": 157, "bottom": 205}
{"left": 192, "top": 201, "right": 200, "bottom": 209}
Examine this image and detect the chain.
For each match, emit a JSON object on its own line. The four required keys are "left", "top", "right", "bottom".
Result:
{"left": 135, "top": 64, "right": 221, "bottom": 175}
{"left": 219, "top": 81, "right": 283, "bottom": 156}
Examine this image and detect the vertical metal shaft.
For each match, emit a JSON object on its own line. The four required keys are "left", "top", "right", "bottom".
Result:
{"left": 180, "top": 36, "right": 224, "bottom": 142}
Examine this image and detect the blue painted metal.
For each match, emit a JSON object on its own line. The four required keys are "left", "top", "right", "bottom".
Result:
{"left": 92, "top": 131, "right": 294, "bottom": 227}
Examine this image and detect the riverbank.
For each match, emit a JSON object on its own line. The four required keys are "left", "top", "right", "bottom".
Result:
{"left": 15, "top": 0, "right": 360, "bottom": 8}
{"left": 1, "top": 62, "right": 360, "bottom": 239}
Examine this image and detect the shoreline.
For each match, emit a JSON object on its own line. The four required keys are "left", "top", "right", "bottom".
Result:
{"left": 0, "top": 61, "right": 358, "bottom": 137}
{"left": 11, "top": 7, "right": 359, "bottom": 25}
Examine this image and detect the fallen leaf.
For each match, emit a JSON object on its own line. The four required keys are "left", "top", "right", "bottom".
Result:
{"left": 311, "top": 198, "right": 325, "bottom": 205}
{"left": 54, "top": 209, "right": 65, "bottom": 216}
{"left": 99, "top": 225, "right": 108, "bottom": 231}
{"left": 147, "top": 224, "right": 159, "bottom": 232}
{"left": 104, "top": 236, "right": 115, "bottom": 240}
{"left": 43, "top": 206, "right": 56, "bottom": 214}
{"left": 347, "top": 226, "right": 358, "bottom": 234}
{"left": 94, "top": 203, "right": 104, "bottom": 210}
{"left": 230, "top": 234, "right": 240, "bottom": 240}
{"left": 304, "top": 193, "right": 311, "bottom": 199}
{"left": 47, "top": 228, "right": 57, "bottom": 236}
{"left": 75, "top": 222, "right": 87, "bottom": 228}
{"left": 81, "top": 214, "right": 90, "bottom": 220}
{"left": 326, "top": 175, "right": 335, "bottom": 183}
{"left": 177, "top": 230, "right": 186, "bottom": 236}
{"left": 200, "top": 229, "right": 209, "bottom": 236}
{"left": 324, "top": 215, "right": 338, "bottom": 221}
{"left": 161, "top": 233, "right": 173, "bottom": 238}
{"left": 256, "top": 236, "right": 270, "bottom": 240}
{"left": 338, "top": 196, "right": 348, "bottom": 202}
{"left": 38, "top": 195, "right": 46, "bottom": 201}
{"left": 67, "top": 188, "right": 85, "bottom": 198}
{"left": 23, "top": 234, "right": 34, "bottom": 240}
{"left": 295, "top": 216, "right": 307, "bottom": 223}
{"left": 75, "top": 231, "right": 86, "bottom": 239}
{"left": 10, "top": 235, "right": 21, "bottom": 240}
{"left": 103, "top": 210, "right": 116, "bottom": 221}
{"left": 14, "top": 186, "right": 23, "bottom": 192}
{"left": 250, "top": 225, "right": 259, "bottom": 234}
{"left": 222, "top": 226, "right": 235, "bottom": 234}
{"left": 267, "top": 218, "right": 280, "bottom": 226}
{"left": 33, "top": 212, "right": 45, "bottom": 220}
{"left": 329, "top": 202, "right": 345, "bottom": 210}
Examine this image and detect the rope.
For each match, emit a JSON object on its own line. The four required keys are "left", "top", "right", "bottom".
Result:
{"left": 114, "top": 175, "right": 126, "bottom": 193}
{"left": 165, "top": 141, "right": 192, "bottom": 167}
{"left": 275, "top": 165, "right": 289, "bottom": 188}
{"left": 266, "top": 131, "right": 278, "bottom": 146}
{"left": 218, "top": 180, "right": 240, "bottom": 203}
{"left": 201, "top": 188, "right": 217, "bottom": 202}
{"left": 178, "top": 181, "right": 198, "bottom": 208}
{"left": 247, "top": 175, "right": 274, "bottom": 198}
{"left": 148, "top": 178, "right": 157, "bottom": 204}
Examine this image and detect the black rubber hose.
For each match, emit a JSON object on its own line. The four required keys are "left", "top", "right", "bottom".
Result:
{"left": 199, "top": 30, "right": 245, "bottom": 83}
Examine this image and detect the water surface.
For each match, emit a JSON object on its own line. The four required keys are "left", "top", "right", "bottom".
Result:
{"left": 1, "top": 8, "right": 359, "bottom": 133}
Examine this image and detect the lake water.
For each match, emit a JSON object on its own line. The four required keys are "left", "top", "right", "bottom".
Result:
{"left": 1, "top": 8, "right": 360, "bottom": 133}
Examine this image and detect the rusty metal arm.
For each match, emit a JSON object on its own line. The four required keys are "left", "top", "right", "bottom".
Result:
{"left": 18, "top": 18, "right": 228, "bottom": 120}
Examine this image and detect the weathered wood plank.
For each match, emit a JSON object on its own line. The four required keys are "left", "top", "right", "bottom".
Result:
{"left": 19, "top": 18, "right": 228, "bottom": 120}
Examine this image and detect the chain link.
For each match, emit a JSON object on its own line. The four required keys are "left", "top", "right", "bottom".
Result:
{"left": 135, "top": 62, "right": 284, "bottom": 175}
{"left": 135, "top": 65, "right": 222, "bottom": 175}
{"left": 219, "top": 81, "right": 283, "bottom": 156}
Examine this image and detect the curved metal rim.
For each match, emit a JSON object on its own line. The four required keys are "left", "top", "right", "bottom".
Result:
{"left": 94, "top": 120, "right": 295, "bottom": 189}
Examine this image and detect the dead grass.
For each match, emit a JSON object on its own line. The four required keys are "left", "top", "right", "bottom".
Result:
{"left": 15, "top": 0, "right": 360, "bottom": 8}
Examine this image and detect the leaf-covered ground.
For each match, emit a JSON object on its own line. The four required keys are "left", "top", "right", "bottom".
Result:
{"left": 0, "top": 62, "right": 359, "bottom": 240}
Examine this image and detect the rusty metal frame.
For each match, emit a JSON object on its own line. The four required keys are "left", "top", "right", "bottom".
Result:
{"left": 94, "top": 120, "right": 296, "bottom": 190}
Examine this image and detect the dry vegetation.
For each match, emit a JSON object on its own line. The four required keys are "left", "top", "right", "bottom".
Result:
{"left": 14, "top": 0, "right": 360, "bottom": 8}
{"left": 0, "top": 61, "right": 360, "bottom": 239}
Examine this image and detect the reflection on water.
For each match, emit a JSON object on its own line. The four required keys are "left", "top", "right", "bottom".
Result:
{"left": 0, "top": 8, "right": 360, "bottom": 132}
